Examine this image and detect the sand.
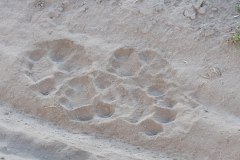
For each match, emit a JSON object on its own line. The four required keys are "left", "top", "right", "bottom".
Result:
{"left": 1, "top": 0, "right": 240, "bottom": 159}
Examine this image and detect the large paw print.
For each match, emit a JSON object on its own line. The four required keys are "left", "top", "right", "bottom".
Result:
{"left": 21, "top": 39, "right": 92, "bottom": 97}
{"left": 104, "top": 48, "right": 179, "bottom": 136}
{"left": 107, "top": 48, "right": 142, "bottom": 77}
{"left": 138, "top": 50, "right": 172, "bottom": 76}
{"left": 20, "top": 43, "right": 182, "bottom": 137}
{"left": 63, "top": 75, "right": 97, "bottom": 108}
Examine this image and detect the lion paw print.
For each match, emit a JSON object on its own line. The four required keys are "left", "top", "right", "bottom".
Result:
{"left": 67, "top": 99, "right": 116, "bottom": 122}
{"left": 105, "top": 48, "right": 178, "bottom": 136}
{"left": 21, "top": 39, "right": 91, "bottom": 96}
{"left": 20, "top": 42, "right": 180, "bottom": 136}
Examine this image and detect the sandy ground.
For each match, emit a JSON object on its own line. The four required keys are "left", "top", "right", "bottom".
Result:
{"left": 1, "top": 0, "right": 240, "bottom": 159}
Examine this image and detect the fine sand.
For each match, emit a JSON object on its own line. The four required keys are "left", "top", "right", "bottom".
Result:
{"left": 1, "top": 0, "right": 240, "bottom": 159}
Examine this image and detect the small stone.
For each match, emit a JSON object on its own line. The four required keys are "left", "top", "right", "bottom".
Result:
{"left": 204, "top": 29, "right": 215, "bottom": 37}
{"left": 184, "top": 8, "right": 196, "bottom": 20}
{"left": 62, "top": 1, "right": 70, "bottom": 7}
{"left": 224, "top": 27, "right": 232, "bottom": 33}
{"left": 160, "top": 38, "right": 168, "bottom": 43}
{"left": 58, "top": 7, "right": 64, "bottom": 12}
{"left": 96, "top": 0, "right": 102, "bottom": 4}
{"left": 56, "top": 13, "right": 61, "bottom": 17}
{"left": 211, "top": 7, "right": 218, "bottom": 12}
{"left": 193, "top": 0, "right": 204, "bottom": 10}
{"left": 48, "top": 11, "right": 55, "bottom": 19}
{"left": 167, "top": 21, "right": 174, "bottom": 26}
{"left": 152, "top": 19, "right": 157, "bottom": 25}
{"left": 209, "top": 14, "right": 214, "bottom": 19}
{"left": 132, "top": 7, "right": 139, "bottom": 14}
{"left": 154, "top": 4, "right": 164, "bottom": 12}
{"left": 111, "top": 1, "right": 117, "bottom": 5}
{"left": 198, "top": 6, "right": 206, "bottom": 14}
{"left": 80, "top": 6, "right": 88, "bottom": 12}
{"left": 175, "top": 27, "right": 181, "bottom": 31}
{"left": 141, "top": 27, "right": 150, "bottom": 34}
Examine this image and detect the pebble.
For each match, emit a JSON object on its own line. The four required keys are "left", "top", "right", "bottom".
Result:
{"left": 154, "top": 4, "right": 164, "bottom": 12}
{"left": 160, "top": 38, "right": 168, "bottom": 43}
{"left": 193, "top": 0, "right": 204, "bottom": 10}
{"left": 211, "top": 7, "right": 218, "bottom": 12}
{"left": 224, "top": 27, "right": 232, "bottom": 33}
{"left": 151, "top": 19, "right": 157, "bottom": 25}
{"left": 62, "top": 1, "right": 70, "bottom": 7}
{"left": 141, "top": 27, "right": 150, "bottom": 34}
{"left": 132, "top": 7, "right": 139, "bottom": 14}
{"left": 58, "top": 7, "right": 64, "bottom": 12}
{"left": 80, "top": 6, "right": 88, "bottom": 12}
{"left": 96, "top": 0, "right": 102, "bottom": 4}
{"left": 204, "top": 29, "right": 215, "bottom": 37}
{"left": 175, "top": 27, "right": 181, "bottom": 31}
{"left": 167, "top": 21, "right": 174, "bottom": 26}
{"left": 209, "top": 14, "right": 214, "bottom": 19}
{"left": 198, "top": 7, "right": 206, "bottom": 14}
{"left": 184, "top": 8, "right": 196, "bottom": 20}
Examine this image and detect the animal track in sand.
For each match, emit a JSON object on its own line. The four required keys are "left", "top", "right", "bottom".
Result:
{"left": 23, "top": 52, "right": 53, "bottom": 82}
{"left": 37, "top": 77, "right": 56, "bottom": 96}
{"left": 159, "top": 97, "right": 177, "bottom": 109}
{"left": 46, "top": 39, "right": 78, "bottom": 62}
{"left": 113, "top": 48, "right": 133, "bottom": 61}
{"left": 138, "top": 50, "right": 158, "bottom": 64}
{"left": 53, "top": 71, "right": 68, "bottom": 85}
{"left": 147, "top": 85, "right": 166, "bottom": 97}
{"left": 138, "top": 50, "right": 171, "bottom": 75}
{"left": 68, "top": 105, "right": 93, "bottom": 121}
{"left": 58, "top": 49, "right": 90, "bottom": 72}
{"left": 59, "top": 75, "right": 97, "bottom": 109}
{"left": 21, "top": 39, "right": 95, "bottom": 101}
{"left": 138, "top": 118, "right": 164, "bottom": 136}
{"left": 131, "top": 88, "right": 154, "bottom": 107}
{"left": 152, "top": 106, "right": 177, "bottom": 123}
{"left": 27, "top": 49, "right": 46, "bottom": 61}
{"left": 134, "top": 104, "right": 176, "bottom": 136}
{"left": 92, "top": 71, "right": 117, "bottom": 90}
{"left": 66, "top": 100, "right": 116, "bottom": 122}
{"left": 107, "top": 47, "right": 142, "bottom": 77}
{"left": 106, "top": 48, "right": 178, "bottom": 135}
{"left": 93, "top": 100, "right": 115, "bottom": 118}
{"left": 19, "top": 42, "right": 180, "bottom": 136}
